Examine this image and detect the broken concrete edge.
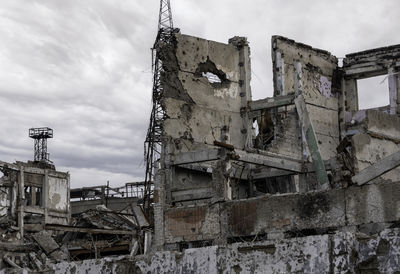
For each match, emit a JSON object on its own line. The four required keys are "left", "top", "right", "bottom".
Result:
{"left": 160, "top": 179, "right": 400, "bottom": 247}
{"left": 344, "top": 42, "right": 400, "bottom": 60}
{"left": 272, "top": 35, "right": 336, "bottom": 62}
{"left": 50, "top": 228, "right": 400, "bottom": 273}
{"left": 352, "top": 150, "right": 400, "bottom": 185}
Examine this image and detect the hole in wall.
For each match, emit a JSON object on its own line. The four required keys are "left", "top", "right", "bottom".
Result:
{"left": 202, "top": 72, "right": 222, "bottom": 84}
{"left": 194, "top": 58, "right": 230, "bottom": 88}
{"left": 357, "top": 75, "right": 389, "bottom": 110}
{"left": 253, "top": 120, "right": 259, "bottom": 136}
{"left": 253, "top": 110, "right": 274, "bottom": 150}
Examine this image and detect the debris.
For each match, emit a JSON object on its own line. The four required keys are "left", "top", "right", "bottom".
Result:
{"left": 1, "top": 19, "right": 400, "bottom": 273}
{"left": 32, "top": 231, "right": 68, "bottom": 262}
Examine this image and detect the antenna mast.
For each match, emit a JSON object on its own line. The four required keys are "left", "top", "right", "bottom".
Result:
{"left": 143, "top": 0, "right": 175, "bottom": 213}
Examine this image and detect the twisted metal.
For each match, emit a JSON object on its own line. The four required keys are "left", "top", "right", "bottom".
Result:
{"left": 143, "top": 0, "right": 174, "bottom": 213}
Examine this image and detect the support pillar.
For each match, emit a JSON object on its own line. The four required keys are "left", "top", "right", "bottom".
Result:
{"left": 229, "top": 37, "right": 252, "bottom": 149}
{"left": 18, "top": 166, "right": 24, "bottom": 238}
{"left": 389, "top": 69, "right": 400, "bottom": 115}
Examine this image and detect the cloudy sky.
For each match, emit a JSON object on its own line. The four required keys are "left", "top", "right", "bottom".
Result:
{"left": 0, "top": 0, "right": 399, "bottom": 188}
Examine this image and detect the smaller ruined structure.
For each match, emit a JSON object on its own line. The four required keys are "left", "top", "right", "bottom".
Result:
{"left": 0, "top": 161, "right": 150, "bottom": 272}
{"left": 0, "top": 161, "right": 70, "bottom": 236}
{"left": 0, "top": 161, "right": 70, "bottom": 270}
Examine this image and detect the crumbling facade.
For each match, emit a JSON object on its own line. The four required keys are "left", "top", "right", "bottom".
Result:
{"left": 0, "top": 161, "right": 71, "bottom": 270}
{"left": 0, "top": 163, "right": 150, "bottom": 271}
{"left": 147, "top": 33, "right": 400, "bottom": 272}
{"left": 0, "top": 161, "right": 71, "bottom": 235}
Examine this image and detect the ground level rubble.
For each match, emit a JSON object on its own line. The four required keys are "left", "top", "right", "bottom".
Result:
{"left": 51, "top": 228, "right": 400, "bottom": 273}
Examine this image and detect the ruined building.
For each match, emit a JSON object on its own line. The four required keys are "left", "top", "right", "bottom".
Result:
{"left": 0, "top": 160, "right": 150, "bottom": 271}
{"left": 0, "top": 161, "right": 71, "bottom": 269}
{"left": 55, "top": 33, "right": 400, "bottom": 273}
{"left": 0, "top": 161, "right": 70, "bottom": 233}
{"left": 1, "top": 31, "right": 400, "bottom": 272}
{"left": 139, "top": 33, "right": 400, "bottom": 272}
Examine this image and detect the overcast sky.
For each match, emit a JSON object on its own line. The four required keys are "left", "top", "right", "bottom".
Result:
{"left": 0, "top": 0, "right": 399, "bottom": 188}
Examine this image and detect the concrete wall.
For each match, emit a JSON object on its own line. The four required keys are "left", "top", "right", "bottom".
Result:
{"left": 161, "top": 180, "right": 400, "bottom": 245}
{"left": 351, "top": 110, "right": 400, "bottom": 181}
{"left": 154, "top": 33, "right": 252, "bottom": 246}
{"left": 164, "top": 203, "right": 220, "bottom": 244}
{"left": 161, "top": 34, "right": 249, "bottom": 153}
{"left": 45, "top": 170, "right": 70, "bottom": 225}
{"left": 51, "top": 228, "right": 400, "bottom": 273}
{"left": 156, "top": 33, "right": 252, "bottom": 208}
{"left": 268, "top": 36, "right": 339, "bottom": 161}
{"left": 48, "top": 176, "right": 68, "bottom": 212}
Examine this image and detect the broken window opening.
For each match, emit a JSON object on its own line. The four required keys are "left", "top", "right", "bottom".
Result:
{"left": 253, "top": 119, "right": 259, "bottom": 136}
{"left": 35, "top": 187, "right": 42, "bottom": 206}
{"left": 254, "top": 176, "right": 296, "bottom": 195}
{"left": 253, "top": 110, "right": 274, "bottom": 150}
{"left": 24, "top": 185, "right": 42, "bottom": 206}
{"left": 357, "top": 75, "right": 389, "bottom": 110}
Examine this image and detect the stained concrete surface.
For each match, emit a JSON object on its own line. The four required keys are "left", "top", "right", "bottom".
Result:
{"left": 51, "top": 228, "right": 400, "bottom": 273}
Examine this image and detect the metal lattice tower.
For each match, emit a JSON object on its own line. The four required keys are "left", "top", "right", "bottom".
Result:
{"left": 29, "top": 127, "right": 53, "bottom": 163}
{"left": 143, "top": 0, "right": 175, "bottom": 212}
{"left": 158, "top": 0, "right": 173, "bottom": 30}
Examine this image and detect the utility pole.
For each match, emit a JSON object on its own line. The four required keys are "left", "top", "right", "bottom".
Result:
{"left": 143, "top": 0, "right": 176, "bottom": 214}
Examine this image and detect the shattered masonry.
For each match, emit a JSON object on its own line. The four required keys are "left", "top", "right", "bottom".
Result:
{"left": 0, "top": 161, "right": 150, "bottom": 272}
{"left": 1, "top": 32, "right": 400, "bottom": 273}
{"left": 152, "top": 33, "right": 400, "bottom": 272}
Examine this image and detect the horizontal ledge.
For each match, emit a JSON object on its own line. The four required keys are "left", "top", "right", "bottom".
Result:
{"left": 233, "top": 149, "right": 304, "bottom": 172}
{"left": 45, "top": 224, "right": 136, "bottom": 235}
{"left": 172, "top": 148, "right": 221, "bottom": 165}
{"left": 250, "top": 94, "right": 295, "bottom": 111}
